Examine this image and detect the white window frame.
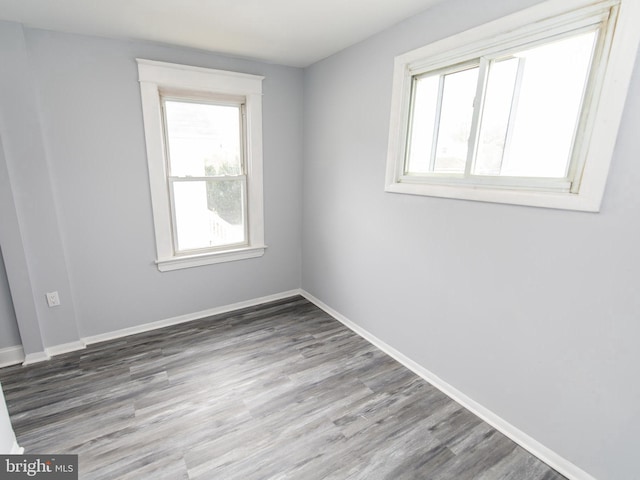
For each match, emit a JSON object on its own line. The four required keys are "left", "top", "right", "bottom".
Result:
{"left": 137, "top": 59, "right": 265, "bottom": 271}
{"left": 385, "top": 0, "right": 640, "bottom": 211}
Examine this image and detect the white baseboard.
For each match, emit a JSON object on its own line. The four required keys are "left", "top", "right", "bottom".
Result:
{"left": 10, "top": 290, "right": 303, "bottom": 367}
{"left": 22, "top": 351, "right": 50, "bottom": 366}
{"left": 0, "top": 346, "right": 24, "bottom": 368}
{"left": 14, "top": 341, "right": 87, "bottom": 367}
{"left": 300, "top": 289, "right": 596, "bottom": 480}
{"left": 10, "top": 441, "right": 23, "bottom": 455}
{"left": 45, "top": 340, "right": 86, "bottom": 357}
{"left": 83, "top": 289, "right": 302, "bottom": 346}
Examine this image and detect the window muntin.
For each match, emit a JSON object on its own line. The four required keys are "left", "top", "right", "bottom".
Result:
{"left": 404, "top": 27, "right": 598, "bottom": 190}
{"left": 162, "top": 97, "right": 248, "bottom": 253}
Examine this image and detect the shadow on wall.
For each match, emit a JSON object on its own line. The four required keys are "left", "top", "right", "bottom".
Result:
{"left": 0, "top": 247, "right": 21, "bottom": 350}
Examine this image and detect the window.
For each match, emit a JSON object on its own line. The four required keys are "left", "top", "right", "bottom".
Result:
{"left": 137, "top": 59, "right": 265, "bottom": 271}
{"left": 385, "top": 0, "right": 640, "bottom": 211}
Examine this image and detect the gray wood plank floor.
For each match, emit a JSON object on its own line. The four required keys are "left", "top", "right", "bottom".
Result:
{"left": 0, "top": 296, "right": 566, "bottom": 480}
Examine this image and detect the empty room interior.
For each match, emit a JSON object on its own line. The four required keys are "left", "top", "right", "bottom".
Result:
{"left": 0, "top": 0, "right": 638, "bottom": 479}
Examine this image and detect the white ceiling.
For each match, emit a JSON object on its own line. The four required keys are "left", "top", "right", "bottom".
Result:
{"left": 0, "top": 0, "right": 444, "bottom": 67}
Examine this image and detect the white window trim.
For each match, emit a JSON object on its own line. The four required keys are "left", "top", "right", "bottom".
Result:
{"left": 385, "top": 0, "right": 640, "bottom": 212}
{"left": 137, "top": 59, "right": 265, "bottom": 271}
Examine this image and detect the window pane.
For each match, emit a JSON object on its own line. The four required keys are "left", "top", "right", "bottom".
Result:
{"left": 476, "top": 31, "right": 596, "bottom": 178}
{"left": 173, "top": 180, "right": 245, "bottom": 252}
{"left": 165, "top": 101, "right": 242, "bottom": 177}
{"left": 474, "top": 58, "right": 520, "bottom": 175}
{"left": 433, "top": 67, "right": 478, "bottom": 173}
{"left": 406, "top": 75, "right": 439, "bottom": 173}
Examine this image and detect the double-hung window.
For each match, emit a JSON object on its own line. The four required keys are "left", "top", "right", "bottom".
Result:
{"left": 138, "top": 60, "right": 265, "bottom": 271}
{"left": 385, "top": 0, "right": 640, "bottom": 211}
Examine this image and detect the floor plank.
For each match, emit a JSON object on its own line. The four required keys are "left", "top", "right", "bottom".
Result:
{"left": 0, "top": 296, "right": 566, "bottom": 479}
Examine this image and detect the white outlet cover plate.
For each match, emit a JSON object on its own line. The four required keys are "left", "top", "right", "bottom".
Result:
{"left": 46, "top": 291, "right": 60, "bottom": 307}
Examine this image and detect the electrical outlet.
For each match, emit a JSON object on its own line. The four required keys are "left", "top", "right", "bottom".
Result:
{"left": 46, "top": 291, "right": 61, "bottom": 307}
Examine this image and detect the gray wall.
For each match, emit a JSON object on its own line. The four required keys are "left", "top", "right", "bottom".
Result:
{"left": 0, "top": 22, "right": 77, "bottom": 353}
{"left": 301, "top": 1, "right": 640, "bottom": 479}
{"left": 0, "top": 250, "right": 20, "bottom": 349}
{"left": 0, "top": 22, "right": 303, "bottom": 347}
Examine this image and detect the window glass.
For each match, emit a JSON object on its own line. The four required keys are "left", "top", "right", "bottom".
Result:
{"left": 477, "top": 30, "right": 597, "bottom": 178}
{"left": 164, "top": 101, "right": 242, "bottom": 177}
{"left": 473, "top": 57, "right": 521, "bottom": 176}
{"left": 164, "top": 99, "right": 247, "bottom": 253}
{"left": 433, "top": 67, "right": 479, "bottom": 173}
{"left": 407, "top": 68, "right": 479, "bottom": 175}
{"left": 406, "top": 75, "right": 439, "bottom": 174}
{"left": 173, "top": 180, "right": 246, "bottom": 251}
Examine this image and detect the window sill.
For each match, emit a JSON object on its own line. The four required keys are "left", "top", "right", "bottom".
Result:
{"left": 156, "top": 245, "right": 266, "bottom": 272}
{"left": 385, "top": 182, "right": 600, "bottom": 212}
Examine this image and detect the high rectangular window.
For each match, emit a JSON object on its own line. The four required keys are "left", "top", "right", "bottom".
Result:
{"left": 385, "top": 0, "right": 640, "bottom": 211}
{"left": 405, "top": 30, "right": 596, "bottom": 185}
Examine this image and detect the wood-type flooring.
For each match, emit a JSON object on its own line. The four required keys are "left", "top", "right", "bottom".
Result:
{"left": 0, "top": 296, "right": 566, "bottom": 479}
